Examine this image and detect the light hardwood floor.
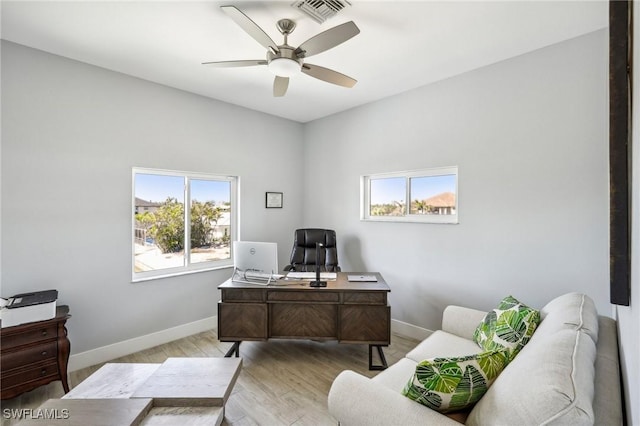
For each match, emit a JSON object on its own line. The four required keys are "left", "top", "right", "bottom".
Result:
{"left": 1, "top": 331, "right": 418, "bottom": 425}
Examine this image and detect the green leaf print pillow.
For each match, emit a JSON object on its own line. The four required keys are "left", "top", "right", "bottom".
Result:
{"left": 473, "top": 295, "right": 540, "bottom": 360}
{"left": 402, "top": 350, "right": 510, "bottom": 413}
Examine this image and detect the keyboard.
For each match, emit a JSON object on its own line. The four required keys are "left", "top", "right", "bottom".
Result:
{"left": 286, "top": 272, "right": 337, "bottom": 280}
{"left": 243, "top": 271, "right": 284, "bottom": 281}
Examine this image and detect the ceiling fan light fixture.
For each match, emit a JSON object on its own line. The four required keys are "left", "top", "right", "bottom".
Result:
{"left": 268, "top": 57, "right": 301, "bottom": 77}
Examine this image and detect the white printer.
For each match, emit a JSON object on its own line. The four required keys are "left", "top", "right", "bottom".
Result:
{"left": 0, "top": 289, "right": 58, "bottom": 327}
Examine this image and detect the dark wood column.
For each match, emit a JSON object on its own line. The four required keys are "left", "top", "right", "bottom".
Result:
{"left": 609, "top": 0, "right": 632, "bottom": 306}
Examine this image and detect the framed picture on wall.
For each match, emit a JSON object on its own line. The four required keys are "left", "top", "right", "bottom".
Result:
{"left": 266, "top": 192, "right": 283, "bottom": 208}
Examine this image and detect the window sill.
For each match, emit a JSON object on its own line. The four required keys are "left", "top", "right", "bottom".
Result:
{"left": 132, "top": 263, "right": 234, "bottom": 283}
{"left": 361, "top": 216, "right": 459, "bottom": 224}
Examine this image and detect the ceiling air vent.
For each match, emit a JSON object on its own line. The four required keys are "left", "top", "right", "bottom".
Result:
{"left": 291, "top": 0, "right": 352, "bottom": 24}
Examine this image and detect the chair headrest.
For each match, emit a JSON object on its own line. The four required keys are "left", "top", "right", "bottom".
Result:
{"left": 294, "top": 228, "right": 337, "bottom": 248}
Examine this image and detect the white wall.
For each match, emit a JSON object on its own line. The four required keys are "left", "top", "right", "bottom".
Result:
{"left": 1, "top": 41, "right": 304, "bottom": 354}
{"left": 303, "top": 30, "right": 610, "bottom": 329}
{"left": 615, "top": 3, "right": 640, "bottom": 424}
{"left": 3, "top": 29, "right": 635, "bottom": 419}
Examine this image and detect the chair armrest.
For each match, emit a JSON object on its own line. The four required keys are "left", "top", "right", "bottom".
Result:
{"left": 328, "top": 370, "right": 463, "bottom": 426}
{"left": 441, "top": 305, "right": 488, "bottom": 340}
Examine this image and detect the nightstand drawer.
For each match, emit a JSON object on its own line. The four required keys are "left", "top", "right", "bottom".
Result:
{"left": 1, "top": 324, "right": 57, "bottom": 350}
{"left": 2, "top": 341, "right": 57, "bottom": 370}
{"left": 1, "top": 362, "right": 59, "bottom": 388}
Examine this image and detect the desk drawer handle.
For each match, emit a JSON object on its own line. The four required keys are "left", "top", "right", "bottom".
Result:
{"left": 41, "top": 330, "right": 48, "bottom": 336}
{"left": 41, "top": 369, "right": 47, "bottom": 376}
{"left": 41, "top": 351, "right": 48, "bottom": 356}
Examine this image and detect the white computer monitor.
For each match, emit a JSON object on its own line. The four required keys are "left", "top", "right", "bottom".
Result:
{"left": 233, "top": 241, "right": 278, "bottom": 274}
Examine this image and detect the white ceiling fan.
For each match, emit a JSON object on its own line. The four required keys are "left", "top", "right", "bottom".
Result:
{"left": 202, "top": 5, "right": 360, "bottom": 97}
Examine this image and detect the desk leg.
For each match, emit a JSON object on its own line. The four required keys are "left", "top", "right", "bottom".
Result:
{"left": 368, "top": 345, "right": 388, "bottom": 371}
{"left": 224, "top": 341, "right": 241, "bottom": 358}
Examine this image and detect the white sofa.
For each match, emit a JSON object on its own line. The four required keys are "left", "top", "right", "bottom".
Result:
{"left": 328, "top": 293, "right": 622, "bottom": 425}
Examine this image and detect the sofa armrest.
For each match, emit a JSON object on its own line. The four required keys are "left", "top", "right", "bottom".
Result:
{"left": 328, "top": 370, "right": 462, "bottom": 426}
{"left": 593, "top": 316, "right": 623, "bottom": 425}
{"left": 441, "top": 305, "right": 487, "bottom": 340}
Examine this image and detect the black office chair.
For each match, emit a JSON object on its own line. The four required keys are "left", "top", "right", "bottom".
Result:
{"left": 283, "top": 228, "right": 341, "bottom": 272}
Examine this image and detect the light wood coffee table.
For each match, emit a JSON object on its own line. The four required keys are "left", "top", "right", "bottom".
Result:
{"left": 18, "top": 357, "right": 242, "bottom": 426}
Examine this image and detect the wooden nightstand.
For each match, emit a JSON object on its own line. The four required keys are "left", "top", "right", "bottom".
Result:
{"left": 1, "top": 305, "right": 71, "bottom": 399}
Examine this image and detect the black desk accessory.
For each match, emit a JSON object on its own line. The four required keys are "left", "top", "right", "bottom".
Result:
{"left": 309, "top": 242, "right": 327, "bottom": 287}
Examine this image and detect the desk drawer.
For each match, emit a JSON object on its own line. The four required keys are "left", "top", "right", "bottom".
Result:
{"left": 2, "top": 341, "right": 58, "bottom": 370}
{"left": 270, "top": 304, "right": 337, "bottom": 338}
{"left": 267, "top": 291, "right": 339, "bottom": 303}
{"left": 1, "top": 361, "right": 59, "bottom": 388}
{"left": 218, "top": 302, "right": 267, "bottom": 340}
{"left": 222, "top": 289, "right": 265, "bottom": 302}
{"left": 343, "top": 292, "right": 387, "bottom": 305}
{"left": 1, "top": 324, "right": 57, "bottom": 350}
{"left": 339, "top": 305, "right": 390, "bottom": 344}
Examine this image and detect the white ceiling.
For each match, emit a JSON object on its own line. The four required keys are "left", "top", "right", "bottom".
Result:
{"left": 1, "top": 1, "right": 608, "bottom": 123}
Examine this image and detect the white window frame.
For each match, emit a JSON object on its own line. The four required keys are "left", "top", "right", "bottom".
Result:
{"left": 132, "top": 167, "right": 239, "bottom": 282}
{"left": 360, "top": 166, "right": 458, "bottom": 224}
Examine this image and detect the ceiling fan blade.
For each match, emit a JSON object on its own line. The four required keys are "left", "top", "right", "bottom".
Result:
{"left": 302, "top": 64, "right": 357, "bottom": 88}
{"left": 221, "top": 5, "right": 278, "bottom": 53}
{"left": 202, "top": 60, "right": 267, "bottom": 67}
{"left": 273, "top": 76, "right": 289, "bottom": 97}
{"left": 295, "top": 21, "right": 360, "bottom": 58}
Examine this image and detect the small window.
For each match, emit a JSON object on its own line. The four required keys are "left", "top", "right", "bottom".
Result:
{"left": 369, "top": 177, "right": 406, "bottom": 217}
{"left": 361, "top": 167, "right": 458, "bottom": 224}
{"left": 132, "top": 168, "right": 238, "bottom": 281}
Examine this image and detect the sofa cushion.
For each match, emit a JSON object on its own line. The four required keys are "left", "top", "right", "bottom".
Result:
{"left": 402, "top": 349, "right": 510, "bottom": 413}
{"left": 372, "top": 357, "right": 419, "bottom": 392}
{"left": 406, "top": 330, "right": 483, "bottom": 363}
{"left": 467, "top": 329, "right": 597, "bottom": 425}
{"left": 536, "top": 292, "right": 599, "bottom": 344}
{"left": 473, "top": 295, "right": 540, "bottom": 359}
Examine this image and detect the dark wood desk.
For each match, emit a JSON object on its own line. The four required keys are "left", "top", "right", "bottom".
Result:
{"left": 218, "top": 273, "right": 390, "bottom": 369}
{"left": 1, "top": 305, "right": 71, "bottom": 399}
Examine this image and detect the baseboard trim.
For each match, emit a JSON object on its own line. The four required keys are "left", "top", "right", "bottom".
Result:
{"left": 68, "top": 315, "right": 217, "bottom": 372}
{"left": 391, "top": 318, "right": 433, "bottom": 341}
{"left": 69, "top": 316, "right": 426, "bottom": 372}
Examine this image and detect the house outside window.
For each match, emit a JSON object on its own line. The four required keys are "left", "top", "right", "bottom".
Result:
{"left": 361, "top": 167, "right": 458, "bottom": 224}
{"left": 132, "top": 168, "right": 238, "bottom": 281}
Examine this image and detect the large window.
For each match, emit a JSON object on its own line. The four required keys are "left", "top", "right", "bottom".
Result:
{"left": 132, "top": 168, "right": 238, "bottom": 281}
{"left": 361, "top": 167, "right": 458, "bottom": 224}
